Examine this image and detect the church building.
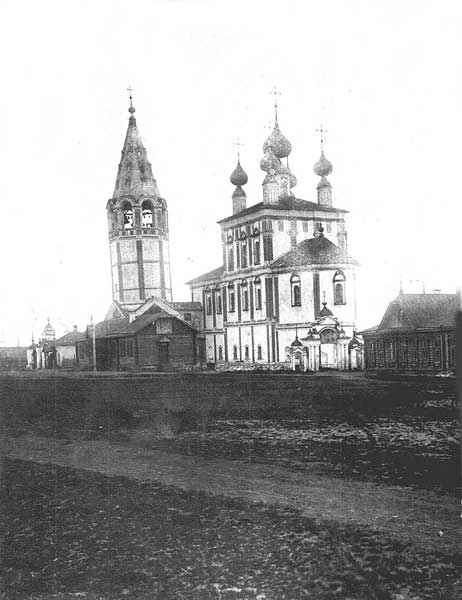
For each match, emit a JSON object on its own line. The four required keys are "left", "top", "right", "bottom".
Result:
{"left": 84, "top": 95, "right": 203, "bottom": 371}
{"left": 188, "top": 105, "right": 363, "bottom": 371}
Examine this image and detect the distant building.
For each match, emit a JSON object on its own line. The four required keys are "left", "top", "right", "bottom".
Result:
{"left": 55, "top": 326, "right": 84, "bottom": 368}
{"left": 26, "top": 319, "right": 57, "bottom": 369}
{"left": 361, "top": 293, "right": 458, "bottom": 372}
{"left": 0, "top": 346, "right": 28, "bottom": 370}
{"left": 188, "top": 107, "right": 362, "bottom": 371}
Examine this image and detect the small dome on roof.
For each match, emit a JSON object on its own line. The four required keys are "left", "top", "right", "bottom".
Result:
{"left": 42, "top": 319, "right": 56, "bottom": 340}
{"left": 291, "top": 337, "right": 303, "bottom": 347}
{"left": 319, "top": 302, "right": 333, "bottom": 317}
{"left": 263, "top": 122, "right": 292, "bottom": 159}
{"left": 260, "top": 152, "right": 281, "bottom": 173}
{"left": 314, "top": 150, "right": 333, "bottom": 177}
{"left": 230, "top": 160, "right": 248, "bottom": 186}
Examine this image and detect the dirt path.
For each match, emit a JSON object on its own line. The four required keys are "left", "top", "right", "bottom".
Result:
{"left": 2, "top": 434, "right": 460, "bottom": 552}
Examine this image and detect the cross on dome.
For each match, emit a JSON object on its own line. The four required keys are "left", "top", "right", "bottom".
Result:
{"left": 316, "top": 124, "right": 328, "bottom": 146}
{"left": 127, "top": 85, "right": 135, "bottom": 114}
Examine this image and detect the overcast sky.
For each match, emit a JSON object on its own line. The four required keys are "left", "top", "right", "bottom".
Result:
{"left": 2, "top": 0, "right": 461, "bottom": 345}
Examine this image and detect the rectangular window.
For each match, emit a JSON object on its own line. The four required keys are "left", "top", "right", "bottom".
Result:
{"left": 218, "top": 346, "right": 223, "bottom": 360}
{"left": 206, "top": 295, "right": 212, "bottom": 315}
{"left": 326, "top": 221, "right": 332, "bottom": 233}
{"left": 243, "top": 289, "right": 249, "bottom": 311}
{"left": 278, "top": 220, "right": 284, "bottom": 231}
{"left": 245, "top": 345, "right": 249, "bottom": 360}
{"left": 257, "top": 345, "right": 262, "bottom": 360}
{"left": 263, "top": 235, "right": 273, "bottom": 262}
{"left": 255, "top": 287, "right": 262, "bottom": 310}
{"left": 241, "top": 244, "right": 247, "bottom": 268}
{"left": 262, "top": 219, "right": 273, "bottom": 232}
{"left": 313, "top": 273, "right": 320, "bottom": 318}
{"left": 229, "top": 288, "right": 235, "bottom": 312}
{"left": 228, "top": 247, "right": 234, "bottom": 271}
{"left": 254, "top": 240, "right": 261, "bottom": 265}
{"left": 236, "top": 244, "right": 240, "bottom": 269}
{"left": 126, "top": 339, "right": 134, "bottom": 357}
{"left": 233, "top": 345, "right": 238, "bottom": 360}
{"left": 216, "top": 293, "right": 222, "bottom": 314}
{"left": 156, "top": 318, "right": 173, "bottom": 334}
{"left": 119, "top": 339, "right": 126, "bottom": 357}
{"left": 302, "top": 221, "right": 308, "bottom": 232}
{"left": 184, "top": 312, "right": 192, "bottom": 321}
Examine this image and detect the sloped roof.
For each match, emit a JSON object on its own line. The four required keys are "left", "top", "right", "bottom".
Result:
{"left": 272, "top": 234, "right": 359, "bottom": 269}
{"left": 112, "top": 110, "right": 160, "bottom": 199}
{"left": 218, "top": 196, "right": 347, "bottom": 224}
{"left": 104, "top": 301, "right": 130, "bottom": 321}
{"left": 399, "top": 294, "right": 458, "bottom": 328}
{"left": 172, "top": 302, "right": 202, "bottom": 310}
{"left": 55, "top": 329, "right": 86, "bottom": 346}
{"left": 187, "top": 266, "right": 224, "bottom": 285}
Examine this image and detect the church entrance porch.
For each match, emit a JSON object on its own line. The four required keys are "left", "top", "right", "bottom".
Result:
{"left": 320, "top": 343, "right": 337, "bottom": 369}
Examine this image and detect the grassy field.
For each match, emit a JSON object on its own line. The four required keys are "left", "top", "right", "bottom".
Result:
{"left": 0, "top": 372, "right": 460, "bottom": 599}
{"left": 2, "top": 458, "right": 461, "bottom": 600}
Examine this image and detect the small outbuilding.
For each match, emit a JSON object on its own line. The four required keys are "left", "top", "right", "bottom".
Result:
{"left": 76, "top": 298, "right": 205, "bottom": 371}
{"left": 361, "top": 292, "right": 458, "bottom": 373}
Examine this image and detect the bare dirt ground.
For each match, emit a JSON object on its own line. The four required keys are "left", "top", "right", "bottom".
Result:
{"left": 2, "top": 433, "right": 459, "bottom": 553}
{"left": 1, "top": 372, "right": 460, "bottom": 599}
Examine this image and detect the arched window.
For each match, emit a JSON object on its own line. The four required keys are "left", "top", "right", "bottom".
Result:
{"left": 257, "top": 345, "right": 262, "bottom": 360}
{"left": 122, "top": 201, "right": 134, "bottom": 229}
{"left": 254, "top": 276, "right": 262, "bottom": 310}
{"left": 333, "top": 271, "right": 346, "bottom": 305}
{"left": 291, "top": 273, "right": 301, "bottom": 307}
{"left": 141, "top": 201, "right": 154, "bottom": 228}
{"left": 320, "top": 328, "right": 338, "bottom": 344}
{"left": 244, "top": 345, "right": 249, "bottom": 360}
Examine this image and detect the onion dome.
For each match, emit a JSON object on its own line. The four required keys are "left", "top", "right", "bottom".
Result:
{"left": 42, "top": 319, "right": 56, "bottom": 340}
{"left": 319, "top": 302, "right": 333, "bottom": 317}
{"left": 263, "top": 122, "right": 292, "bottom": 159}
{"left": 291, "top": 336, "right": 303, "bottom": 348}
{"left": 232, "top": 185, "right": 247, "bottom": 199}
{"left": 260, "top": 152, "right": 281, "bottom": 173}
{"left": 314, "top": 150, "right": 333, "bottom": 177}
{"left": 230, "top": 160, "right": 248, "bottom": 186}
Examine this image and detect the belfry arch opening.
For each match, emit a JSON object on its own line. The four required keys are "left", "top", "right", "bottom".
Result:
{"left": 122, "top": 201, "right": 134, "bottom": 229}
{"left": 142, "top": 200, "right": 154, "bottom": 228}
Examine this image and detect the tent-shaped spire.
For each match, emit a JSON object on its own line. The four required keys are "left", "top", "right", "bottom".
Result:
{"left": 113, "top": 97, "right": 160, "bottom": 199}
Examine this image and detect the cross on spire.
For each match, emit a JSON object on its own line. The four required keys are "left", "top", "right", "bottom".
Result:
{"left": 316, "top": 124, "right": 328, "bottom": 147}
{"left": 127, "top": 86, "right": 135, "bottom": 114}
{"left": 271, "top": 87, "right": 281, "bottom": 121}
{"left": 233, "top": 137, "right": 243, "bottom": 159}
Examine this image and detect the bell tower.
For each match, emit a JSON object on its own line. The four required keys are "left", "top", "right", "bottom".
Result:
{"left": 106, "top": 92, "right": 172, "bottom": 309}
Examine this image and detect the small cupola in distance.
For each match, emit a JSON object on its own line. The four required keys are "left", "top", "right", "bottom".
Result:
{"left": 314, "top": 125, "right": 333, "bottom": 207}
{"left": 230, "top": 140, "right": 248, "bottom": 215}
